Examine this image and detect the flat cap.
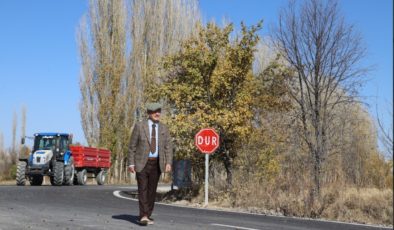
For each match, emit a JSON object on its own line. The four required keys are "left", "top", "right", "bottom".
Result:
{"left": 146, "top": 102, "right": 162, "bottom": 111}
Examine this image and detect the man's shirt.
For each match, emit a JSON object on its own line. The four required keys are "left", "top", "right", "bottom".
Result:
{"left": 148, "top": 118, "right": 159, "bottom": 158}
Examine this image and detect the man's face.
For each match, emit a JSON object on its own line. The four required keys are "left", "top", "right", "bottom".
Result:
{"left": 147, "top": 109, "right": 161, "bottom": 122}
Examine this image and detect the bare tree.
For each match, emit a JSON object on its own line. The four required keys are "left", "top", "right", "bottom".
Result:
{"left": 20, "top": 103, "right": 26, "bottom": 142}
{"left": 19, "top": 104, "right": 29, "bottom": 159}
{"left": 129, "top": 0, "right": 201, "bottom": 120}
{"left": 11, "top": 108, "right": 18, "bottom": 164}
{"left": 269, "top": 0, "right": 373, "bottom": 194}
{"left": 254, "top": 39, "right": 288, "bottom": 75}
{"left": 336, "top": 101, "right": 379, "bottom": 187}
{"left": 376, "top": 98, "right": 393, "bottom": 158}
{"left": 0, "top": 131, "right": 4, "bottom": 156}
{"left": 0, "top": 131, "right": 5, "bottom": 177}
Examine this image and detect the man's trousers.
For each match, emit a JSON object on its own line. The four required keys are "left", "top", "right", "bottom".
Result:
{"left": 136, "top": 160, "right": 161, "bottom": 218}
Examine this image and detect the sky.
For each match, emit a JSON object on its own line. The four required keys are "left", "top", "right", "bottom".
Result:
{"left": 0, "top": 0, "right": 392, "bottom": 151}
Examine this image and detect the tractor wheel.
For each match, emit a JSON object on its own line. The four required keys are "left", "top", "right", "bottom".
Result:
{"left": 96, "top": 170, "right": 106, "bottom": 185}
{"left": 77, "top": 169, "right": 87, "bottom": 185}
{"left": 53, "top": 161, "right": 64, "bottom": 186}
{"left": 29, "top": 176, "right": 43, "bottom": 186}
{"left": 63, "top": 156, "right": 75, "bottom": 186}
{"left": 16, "top": 161, "right": 27, "bottom": 186}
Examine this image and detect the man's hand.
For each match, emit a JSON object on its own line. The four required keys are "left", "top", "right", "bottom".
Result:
{"left": 129, "top": 166, "right": 135, "bottom": 173}
{"left": 165, "top": 164, "right": 171, "bottom": 173}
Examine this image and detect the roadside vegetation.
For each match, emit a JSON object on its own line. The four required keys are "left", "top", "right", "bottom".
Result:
{"left": 1, "top": 0, "right": 391, "bottom": 227}
{"left": 0, "top": 104, "right": 29, "bottom": 181}
{"left": 150, "top": 181, "right": 392, "bottom": 227}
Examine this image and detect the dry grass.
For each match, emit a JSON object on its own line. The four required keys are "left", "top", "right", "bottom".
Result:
{"left": 0, "top": 177, "right": 60, "bottom": 186}
{"left": 169, "top": 175, "right": 393, "bottom": 227}
{"left": 107, "top": 180, "right": 137, "bottom": 185}
{"left": 0, "top": 173, "right": 139, "bottom": 186}
{"left": 0, "top": 180, "right": 16, "bottom": 185}
{"left": 322, "top": 186, "right": 393, "bottom": 226}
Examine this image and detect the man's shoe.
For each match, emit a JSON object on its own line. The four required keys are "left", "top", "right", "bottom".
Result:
{"left": 147, "top": 218, "right": 154, "bottom": 225}
{"left": 140, "top": 216, "right": 149, "bottom": 225}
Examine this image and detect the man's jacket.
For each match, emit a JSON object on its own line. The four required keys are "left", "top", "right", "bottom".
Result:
{"left": 127, "top": 120, "right": 173, "bottom": 173}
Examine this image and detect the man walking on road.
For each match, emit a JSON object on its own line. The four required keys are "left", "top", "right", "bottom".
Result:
{"left": 127, "top": 102, "right": 173, "bottom": 225}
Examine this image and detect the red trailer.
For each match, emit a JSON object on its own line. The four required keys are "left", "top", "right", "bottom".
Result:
{"left": 70, "top": 146, "right": 111, "bottom": 185}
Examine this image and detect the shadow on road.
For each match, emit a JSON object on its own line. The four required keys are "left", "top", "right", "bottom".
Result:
{"left": 112, "top": 214, "right": 142, "bottom": 226}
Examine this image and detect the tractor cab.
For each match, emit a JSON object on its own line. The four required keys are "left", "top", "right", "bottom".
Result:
{"left": 30, "top": 133, "right": 72, "bottom": 160}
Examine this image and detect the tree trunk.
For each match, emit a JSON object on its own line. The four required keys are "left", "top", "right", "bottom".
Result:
{"left": 314, "top": 152, "right": 321, "bottom": 194}
{"left": 119, "top": 155, "right": 123, "bottom": 182}
{"left": 223, "top": 154, "right": 232, "bottom": 185}
{"left": 113, "top": 156, "right": 119, "bottom": 181}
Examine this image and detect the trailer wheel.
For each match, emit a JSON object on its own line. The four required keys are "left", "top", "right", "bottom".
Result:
{"left": 29, "top": 176, "right": 43, "bottom": 186}
{"left": 77, "top": 169, "right": 87, "bottom": 185}
{"left": 96, "top": 170, "right": 106, "bottom": 185}
{"left": 53, "top": 161, "right": 64, "bottom": 186}
{"left": 63, "top": 156, "right": 75, "bottom": 186}
{"left": 16, "top": 161, "right": 27, "bottom": 186}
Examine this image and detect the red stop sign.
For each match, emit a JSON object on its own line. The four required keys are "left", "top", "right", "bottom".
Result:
{"left": 195, "top": 128, "right": 220, "bottom": 154}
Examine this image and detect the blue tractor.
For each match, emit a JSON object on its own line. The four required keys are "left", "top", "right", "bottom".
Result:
{"left": 16, "top": 133, "right": 75, "bottom": 186}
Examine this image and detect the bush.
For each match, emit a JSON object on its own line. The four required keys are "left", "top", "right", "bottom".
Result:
{"left": 9, "top": 164, "right": 17, "bottom": 180}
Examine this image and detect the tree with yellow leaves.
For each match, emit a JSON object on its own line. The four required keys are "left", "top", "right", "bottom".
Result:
{"left": 153, "top": 21, "right": 292, "bottom": 184}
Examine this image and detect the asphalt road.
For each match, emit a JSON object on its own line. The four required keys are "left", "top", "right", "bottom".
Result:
{"left": 0, "top": 185, "right": 390, "bottom": 230}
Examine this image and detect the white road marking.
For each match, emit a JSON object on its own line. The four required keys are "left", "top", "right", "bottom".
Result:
{"left": 116, "top": 185, "right": 177, "bottom": 190}
{"left": 113, "top": 191, "right": 138, "bottom": 201}
{"left": 113, "top": 191, "right": 392, "bottom": 229}
{"left": 211, "top": 223, "right": 259, "bottom": 230}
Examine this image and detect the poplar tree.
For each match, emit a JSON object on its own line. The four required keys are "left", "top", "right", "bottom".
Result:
{"left": 77, "top": 0, "right": 200, "bottom": 181}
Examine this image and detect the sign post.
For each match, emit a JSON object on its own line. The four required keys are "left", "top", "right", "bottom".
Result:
{"left": 205, "top": 153, "right": 208, "bottom": 205}
{"left": 195, "top": 128, "right": 220, "bottom": 205}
